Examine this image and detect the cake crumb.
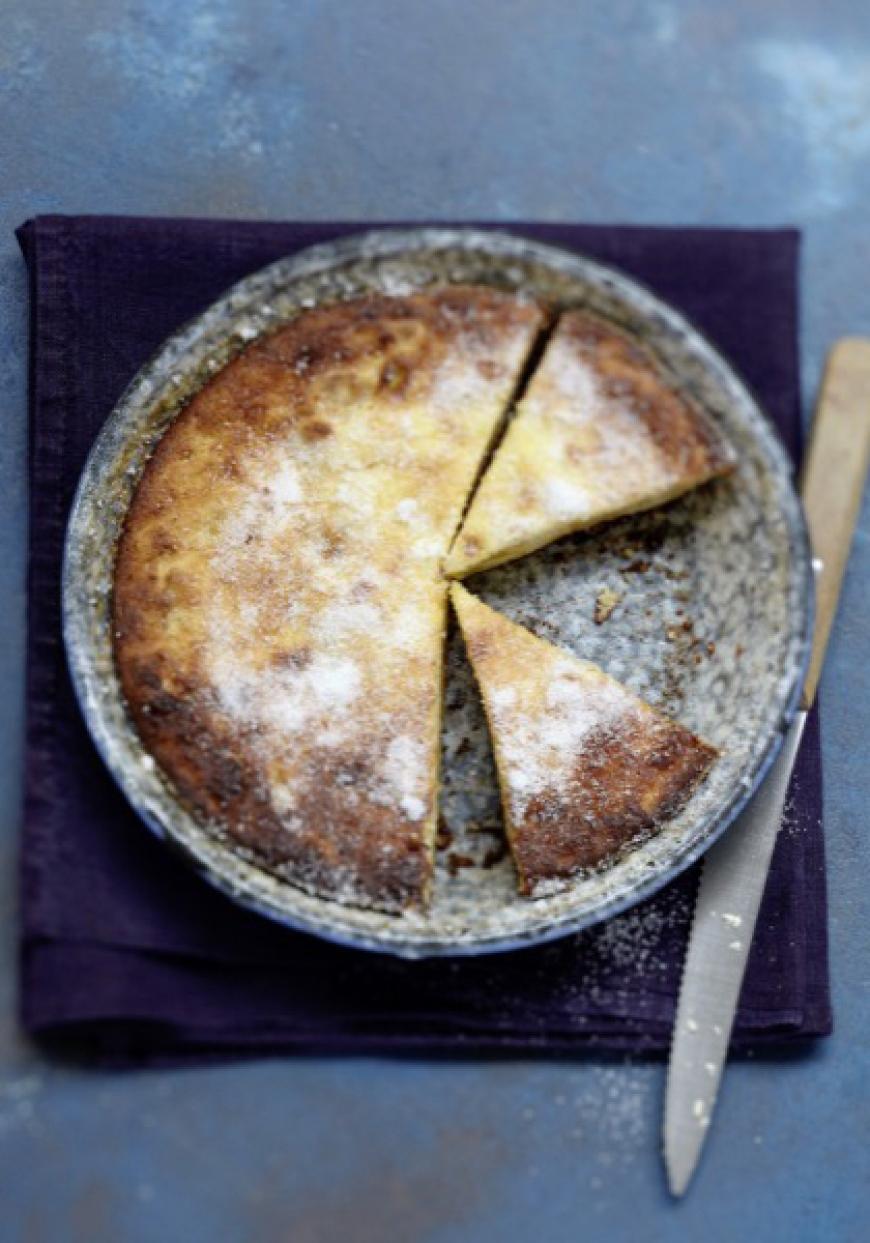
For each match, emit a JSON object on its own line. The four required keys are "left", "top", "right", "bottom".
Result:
{"left": 482, "top": 840, "right": 509, "bottom": 868}
{"left": 593, "top": 586, "right": 622, "bottom": 625}
{"left": 447, "top": 852, "right": 475, "bottom": 876}
{"left": 435, "top": 820, "right": 453, "bottom": 851}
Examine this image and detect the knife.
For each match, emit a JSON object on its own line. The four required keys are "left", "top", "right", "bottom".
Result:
{"left": 664, "top": 339, "right": 870, "bottom": 1197}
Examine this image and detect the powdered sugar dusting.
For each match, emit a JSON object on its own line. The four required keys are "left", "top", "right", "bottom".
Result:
{"left": 455, "top": 321, "right": 681, "bottom": 565}
{"left": 318, "top": 599, "right": 383, "bottom": 642}
{"left": 429, "top": 359, "right": 490, "bottom": 413}
{"left": 490, "top": 685, "right": 518, "bottom": 711}
{"left": 177, "top": 290, "right": 541, "bottom": 889}
{"left": 490, "top": 654, "right": 632, "bottom": 817}
{"left": 311, "top": 656, "right": 362, "bottom": 709}
{"left": 380, "top": 735, "right": 430, "bottom": 822}
{"left": 545, "top": 475, "right": 594, "bottom": 520}
{"left": 267, "top": 460, "right": 303, "bottom": 505}
{"left": 430, "top": 321, "right": 527, "bottom": 414}
{"left": 196, "top": 442, "right": 447, "bottom": 844}
{"left": 393, "top": 598, "right": 435, "bottom": 650}
{"left": 395, "top": 497, "right": 421, "bottom": 524}
{"left": 531, "top": 334, "right": 665, "bottom": 482}
{"left": 533, "top": 334, "right": 601, "bottom": 413}
{"left": 210, "top": 648, "right": 362, "bottom": 740}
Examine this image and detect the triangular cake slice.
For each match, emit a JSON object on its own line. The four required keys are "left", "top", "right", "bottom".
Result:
{"left": 446, "top": 310, "right": 736, "bottom": 577}
{"left": 114, "top": 288, "right": 545, "bottom": 912}
{"left": 450, "top": 584, "right": 717, "bottom": 896}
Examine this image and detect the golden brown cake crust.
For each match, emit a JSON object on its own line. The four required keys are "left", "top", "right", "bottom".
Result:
{"left": 512, "top": 716, "right": 716, "bottom": 892}
{"left": 114, "top": 287, "right": 545, "bottom": 911}
{"left": 557, "top": 311, "right": 735, "bottom": 480}
{"left": 115, "top": 652, "right": 438, "bottom": 908}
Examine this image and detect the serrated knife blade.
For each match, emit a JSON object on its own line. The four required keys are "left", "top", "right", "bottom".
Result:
{"left": 664, "top": 709, "right": 806, "bottom": 1196}
{"left": 664, "top": 338, "right": 870, "bottom": 1196}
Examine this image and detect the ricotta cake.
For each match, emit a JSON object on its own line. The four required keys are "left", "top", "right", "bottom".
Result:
{"left": 113, "top": 288, "right": 546, "bottom": 912}
{"left": 450, "top": 584, "right": 718, "bottom": 896}
{"left": 445, "top": 310, "right": 736, "bottom": 577}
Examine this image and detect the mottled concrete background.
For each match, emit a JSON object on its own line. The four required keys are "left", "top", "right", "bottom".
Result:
{"left": 1, "top": 3, "right": 868, "bottom": 1240}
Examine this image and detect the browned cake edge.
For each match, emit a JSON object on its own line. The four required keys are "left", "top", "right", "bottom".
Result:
{"left": 511, "top": 718, "right": 717, "bottom": 896}
{"left": 113, "top": 640, "right": 445, "bottom": 914}
{"left": 556, "top": 309, "right": 737, "bottom": 483}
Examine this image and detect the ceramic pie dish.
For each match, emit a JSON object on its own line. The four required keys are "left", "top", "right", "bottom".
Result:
{"left": 62, "top": 227, "right": 813, "bottom": 957}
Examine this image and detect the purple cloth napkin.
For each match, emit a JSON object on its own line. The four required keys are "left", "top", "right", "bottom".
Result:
{"left": 17, "top": 216, "right": 831, "bottom": 1065}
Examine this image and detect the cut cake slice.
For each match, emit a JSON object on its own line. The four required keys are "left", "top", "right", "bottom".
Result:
{"left": 446, "top": 310, "right": 735, "bottom": 577}
{"left": 450, "top": 583, "right": 717, "bottom": 896}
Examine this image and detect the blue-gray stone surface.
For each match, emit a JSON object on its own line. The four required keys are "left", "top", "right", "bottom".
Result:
{"left": 1, "top": 3, "right": 867, "bottom": 1239}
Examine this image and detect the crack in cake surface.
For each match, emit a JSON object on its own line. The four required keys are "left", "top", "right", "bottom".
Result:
{"left": 445, "top": 309, "right": 736, "bottom": 578}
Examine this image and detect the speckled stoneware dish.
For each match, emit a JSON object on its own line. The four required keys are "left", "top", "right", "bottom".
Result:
{"left": 63, "top": 228, "right": 813, "bottom": 957}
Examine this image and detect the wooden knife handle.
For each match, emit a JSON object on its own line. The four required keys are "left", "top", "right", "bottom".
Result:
{"left": 800, "top": 339, "right": 870, "bottom": 709}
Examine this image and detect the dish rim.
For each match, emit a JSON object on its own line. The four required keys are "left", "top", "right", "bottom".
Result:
{"left": 62, "top": 225, "right": 815, "bottom": 958}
